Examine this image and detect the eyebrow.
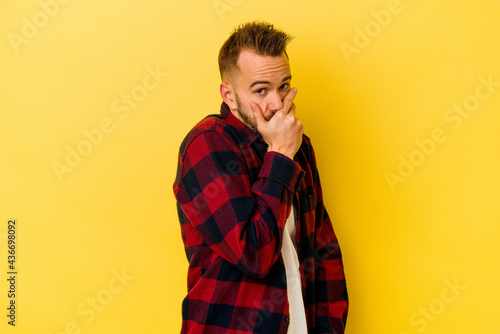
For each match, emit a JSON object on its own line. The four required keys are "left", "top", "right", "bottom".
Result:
{"left": 249, "top": 75, "right": 292, "bottom": 89}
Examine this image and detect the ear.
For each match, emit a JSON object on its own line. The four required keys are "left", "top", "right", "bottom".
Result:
{"left": 220, "top": 81, "right": 237, "bottom": 110}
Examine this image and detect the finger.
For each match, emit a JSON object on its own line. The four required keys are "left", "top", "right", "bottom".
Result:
{"left": 281, "top": 104, "right": 296, "bottom": 122}
{"left": 281, "top": 87, "right": 297, "bottom": 114}
{"left": 287, "top": 103, "right": 296, "bottom": 116}
{"left": 251, "top": 103, "right": 266, "bottom": 126}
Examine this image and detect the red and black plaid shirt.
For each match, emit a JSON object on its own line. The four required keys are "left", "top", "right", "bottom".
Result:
{"left": 173, "top": 102, "right": 348, "bottom": 333}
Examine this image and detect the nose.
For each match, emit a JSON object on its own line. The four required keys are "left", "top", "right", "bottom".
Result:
{"left": 267, "top": 91, "right": 284, "bottom": 114}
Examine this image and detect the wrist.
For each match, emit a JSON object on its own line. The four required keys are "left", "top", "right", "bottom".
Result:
{"left": 267, "top": 146, "right": 294, "bottom": 160}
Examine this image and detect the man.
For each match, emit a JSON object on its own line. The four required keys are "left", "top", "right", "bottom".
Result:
{"left": 173, "top": 21, "right": 348, "bottom": 333}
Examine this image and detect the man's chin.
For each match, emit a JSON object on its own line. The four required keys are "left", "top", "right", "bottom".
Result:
{"left": 235, "top": 109, "right": 258, "bottom": 133}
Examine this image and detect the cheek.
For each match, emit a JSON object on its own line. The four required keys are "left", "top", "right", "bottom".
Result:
{"left": 238, "top": 92, "right": 254, "bottom": 106}
{"left": 241, "top": 94, "right": 263, "bottom": 111}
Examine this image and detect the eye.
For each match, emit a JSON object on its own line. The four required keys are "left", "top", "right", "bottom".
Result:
{"left": 280, "top": 83, "right": 289, "bottom": 90}
{"left": 255, "top": 88, "right": 265, "bottom": 94}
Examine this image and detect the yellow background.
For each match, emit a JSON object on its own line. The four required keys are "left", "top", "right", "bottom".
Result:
{"left": 1, "top": 0, "right": 499, "bottom": 333}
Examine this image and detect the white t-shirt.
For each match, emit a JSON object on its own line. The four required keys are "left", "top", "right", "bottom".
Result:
{"left": 282, "top": 205, "right": 308, "bottom": 333}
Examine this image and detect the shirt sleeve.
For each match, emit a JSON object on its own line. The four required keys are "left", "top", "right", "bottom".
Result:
{"left": 174, "top": 130, "right": 304, "bottom": 278}
{"left": 308, "top": 143, "right": 349, "bottom": 332}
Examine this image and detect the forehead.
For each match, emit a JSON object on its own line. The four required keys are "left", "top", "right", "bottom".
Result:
{"left": 236, "top": 50, "right": 290, "bottom": 83}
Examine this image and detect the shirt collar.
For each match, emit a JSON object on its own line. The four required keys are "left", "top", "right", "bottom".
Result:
{"left": 220, "top": 102, "right": 263, "bottom": 145}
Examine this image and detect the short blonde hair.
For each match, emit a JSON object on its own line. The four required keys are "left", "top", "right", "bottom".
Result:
{"left": 218, "top": 21, "right": 294, "bottom": 82}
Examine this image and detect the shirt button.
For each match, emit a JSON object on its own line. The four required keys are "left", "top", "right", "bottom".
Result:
{"left": 285, "top": 316, "right": 290, "bottom": 323}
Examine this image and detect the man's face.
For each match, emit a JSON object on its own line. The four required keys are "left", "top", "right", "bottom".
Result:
{"left": 226, "top": 50, "right": 292, "bottom": 133}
